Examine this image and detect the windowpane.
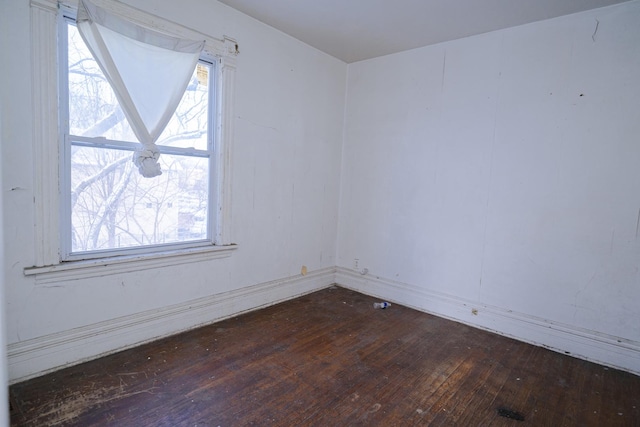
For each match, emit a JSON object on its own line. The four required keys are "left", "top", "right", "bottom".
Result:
{"left": 67, "top": 23, "right": 136, "bottom": 141}
{"left": 67, "top": 23, "right": 210, "bottom": 150}
{"left": 63, "top": 19, "right": 215, "bottom": 258}
{"left": 157, "top": 63, "right": 211, "bottom": 150}
{"left": 70, "top": 145, "right": 209, "bottom": 253}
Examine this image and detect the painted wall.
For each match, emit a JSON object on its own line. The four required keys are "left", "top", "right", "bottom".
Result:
{"left": 3, "top": 0, "right": 640, "bottom": 382}
{"left": 0, "top": 8, "right": 9, "bottom": 418}
{"left": 1, "top": 0, "right": 345, "bottom": 381}
{"left": 338, "top": 1, "right": 640, "bottom": 372}
{"left": 0, "top": 121, "right": 8, "bottom": 426}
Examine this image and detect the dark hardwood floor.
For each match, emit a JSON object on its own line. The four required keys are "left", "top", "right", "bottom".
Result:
{"left": 9, "top": 286, "right": 640, "bottom": 426}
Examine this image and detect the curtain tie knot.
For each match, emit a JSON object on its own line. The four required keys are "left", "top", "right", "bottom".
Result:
{"left": 133, "top": 144, "right": 162, "bottom": 178}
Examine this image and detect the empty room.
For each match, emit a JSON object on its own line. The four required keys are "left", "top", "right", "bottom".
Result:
{"left": 1, "top": 0, "right": 639, "bottom": 425}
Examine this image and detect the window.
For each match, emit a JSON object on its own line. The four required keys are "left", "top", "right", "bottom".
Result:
{"left": 24, "top": 0, "right": 237, "bottom": 278}
{"left": 60, "top": 16, "right": 215, "bottom": 260}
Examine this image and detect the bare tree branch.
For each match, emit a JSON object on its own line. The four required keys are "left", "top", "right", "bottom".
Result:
{"left": 71, "top": 155, "right": 129, "bottom": 208}
{"left": 89, "top": 162, "right": 134, "bottom": 248}
{"left": 157, "top": 130, "right": 205, "bottom": 146}
{"left": 81, "top": 108, "right": 126, "bottom": 137}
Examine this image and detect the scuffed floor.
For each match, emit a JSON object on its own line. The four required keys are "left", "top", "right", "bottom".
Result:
{"left": 10, "top": 286, "right": 640, "bottom": 426}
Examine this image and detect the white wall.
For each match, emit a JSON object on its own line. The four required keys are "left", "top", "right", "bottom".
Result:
{"left": 338, "top": 1, "right": 640, "bottom": 373}
{"left": 0, "top": 6, "right": 10, "bottom": 418}
{"left": 3, "top": 0, "right": 640, "bottom": 383}
{"left": 0, "top": 115, "right": 8, "bottom": 427}
{"left": 1, "top": 0, "right": 345, "bottom": 382}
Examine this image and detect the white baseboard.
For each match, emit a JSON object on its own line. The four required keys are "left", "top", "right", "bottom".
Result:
{"left": 8, "top": 267, "right": 336, "bottom": 384}
{"left": 335, "top": 267, "right": 640, "bottom": 376}
{"left": 10, "top": 266, "right": 639, "bottom": 383}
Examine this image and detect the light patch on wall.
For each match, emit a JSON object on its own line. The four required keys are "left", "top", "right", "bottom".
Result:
{"left": 301, "top": 265, "right": 308, "bottom": 276}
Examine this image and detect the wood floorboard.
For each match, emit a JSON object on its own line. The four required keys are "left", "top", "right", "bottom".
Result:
{"left": 9, "top": 286, "right": 640, "bottom": 426}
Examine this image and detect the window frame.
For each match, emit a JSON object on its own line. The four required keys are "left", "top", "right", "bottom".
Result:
{"left": 59, "top": 14, "right": 218, "bottom": 261}
{"left": 25, "top": 0, "right": 238, "bottom": 281}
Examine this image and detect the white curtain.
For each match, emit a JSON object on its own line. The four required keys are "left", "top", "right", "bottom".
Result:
{"left": 77, "top": 0, "right": 205, "bottom": 177}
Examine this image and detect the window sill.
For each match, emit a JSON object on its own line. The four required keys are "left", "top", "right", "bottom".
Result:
{"left": 24, "top": 244, "right": 237, "bottom": 285}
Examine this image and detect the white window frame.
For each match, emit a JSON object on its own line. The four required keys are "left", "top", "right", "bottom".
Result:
{"left": 25, "top": 0, "right": 238, "bottom": 282}
{"left": 59, "top": 15, "right": 217, "bottom": 261}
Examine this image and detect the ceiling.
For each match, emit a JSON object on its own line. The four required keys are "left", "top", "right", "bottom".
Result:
{"left": 217, "top": 0, "right": 632, "bottom": 63}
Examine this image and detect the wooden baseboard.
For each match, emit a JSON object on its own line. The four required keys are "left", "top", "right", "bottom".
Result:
{"left": 334, "top": 267, "right": 640, "bottom": 376}
{"left": 8, "top": 267, "right": 336, "bottom": 384}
